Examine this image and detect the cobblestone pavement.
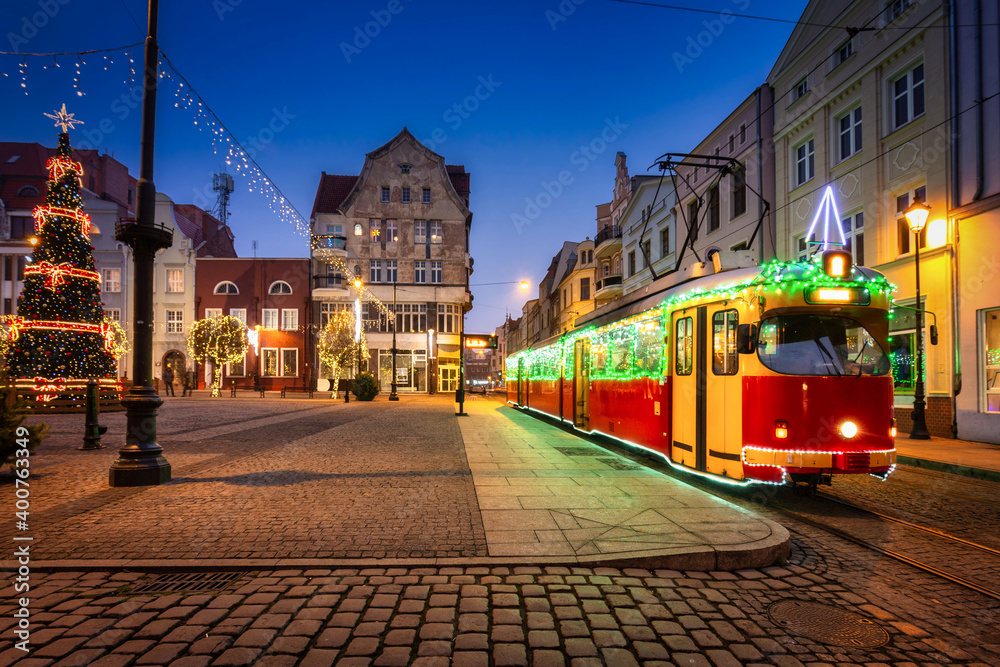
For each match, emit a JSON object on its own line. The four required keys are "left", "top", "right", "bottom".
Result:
{"left": 1, "top": 397, "right": 487, "bottom": 561}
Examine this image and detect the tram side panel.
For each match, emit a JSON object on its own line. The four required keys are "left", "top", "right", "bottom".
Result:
{"left": 529, "top": 378, "right": 561, "bottom": 418}
{"left": 588, "top": 377, "right": 669, "bottom": 455}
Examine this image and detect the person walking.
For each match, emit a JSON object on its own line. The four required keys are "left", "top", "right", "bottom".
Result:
{"left": 162, "top": 366, "right": 175, "bottom": 397}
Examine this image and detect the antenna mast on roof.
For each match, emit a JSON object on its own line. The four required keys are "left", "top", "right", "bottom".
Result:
{"left": 212, "top": 171, "right": 234, "bottom": 226}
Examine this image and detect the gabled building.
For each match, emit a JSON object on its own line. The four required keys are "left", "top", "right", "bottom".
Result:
{"left": 310, "top": 128, "right": 473, "bottom": 393}
{"left": 593, "top": 153, "right": 634, "bottom": 304}
{"left": 619, "top": 177, "right": 677, "bottom": 296}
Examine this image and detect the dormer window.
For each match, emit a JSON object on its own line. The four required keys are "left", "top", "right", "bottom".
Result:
{"left": 399, "top": 164, "right": 411, "bottom": 174}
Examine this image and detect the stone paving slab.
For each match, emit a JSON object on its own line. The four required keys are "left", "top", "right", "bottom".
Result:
{"left": 459, "top": 400, "right": 789, "bottom": 570}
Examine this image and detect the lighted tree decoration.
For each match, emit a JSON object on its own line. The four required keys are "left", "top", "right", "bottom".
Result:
{"left": 187, "top": 315, "right": 248, "bottom": 397}
{"left": 4, "top": 106, "right": 118, "bottom": 402}
{"left": 317, "top": 310, "right": 369, "bottom": 396}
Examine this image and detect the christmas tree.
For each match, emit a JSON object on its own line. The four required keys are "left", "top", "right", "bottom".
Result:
{"left": 4, "top": 105, "right": 118, "bottom": 402}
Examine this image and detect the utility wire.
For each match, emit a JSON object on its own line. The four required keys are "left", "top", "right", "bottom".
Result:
{"left": 0, "top": 42, "right": 143, "bottom": 56}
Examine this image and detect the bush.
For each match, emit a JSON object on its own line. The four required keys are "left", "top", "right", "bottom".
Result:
{"left": 0, "top": 380, "right": 49, "bottom": 472}
{"left": 352, "top": 372, "right": 380, "bottom": 401}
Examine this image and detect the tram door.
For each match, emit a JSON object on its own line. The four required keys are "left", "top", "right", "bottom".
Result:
{"left": 704, "top": 305, "right": 742, "bottom": 476}
{"left": 671, "top": 308, "right": 705, "bottom": 470}
{"left": 517, "top": 357, "right": 525, "bottom": 406}
{"left": 573, "top": 338, "right": 590, "bottom": 430}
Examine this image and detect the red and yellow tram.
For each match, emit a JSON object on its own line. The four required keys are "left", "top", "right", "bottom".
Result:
{"left": 505, "top": 251, "right": 898, "bottom": 488}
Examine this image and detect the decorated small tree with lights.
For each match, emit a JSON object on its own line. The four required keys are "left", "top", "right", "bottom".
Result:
{"left": 4, "top": 106, "right": 118, "bottom": 403}
{"left": 318, "top": 310, "right": 369, "bottom": 397}
{"left": 187, "top": 315, "right": 248, "bottom": 397}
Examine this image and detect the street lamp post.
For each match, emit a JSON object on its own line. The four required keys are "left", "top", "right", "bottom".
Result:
{"left": 389, "top": 278, "right": 399, "bottom": 400}
{"left": 904, "top": 194, "right": 931, "bottom": 440}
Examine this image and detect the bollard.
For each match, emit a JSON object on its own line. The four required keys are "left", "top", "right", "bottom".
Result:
{"left": 80, "top": 379, "right": 106, "bottom": 450}
{"left": 344, "top": 379, "right": 350, "bottom": 403}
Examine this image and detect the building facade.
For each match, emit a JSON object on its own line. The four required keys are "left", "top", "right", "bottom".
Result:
{"left": 593, "top": 153, "right": 635, "bottom": 305}
{"left": 769, "top": 0, "right": 954, "bottom": 436}
{"left": 310, "top": 129, "right": 473, "bottom": 393}
{"left": 194, "top": 258, "right": 311, "bottom": 391}
{"left": 619, "top": 177, "right": 677, "bottom": 296}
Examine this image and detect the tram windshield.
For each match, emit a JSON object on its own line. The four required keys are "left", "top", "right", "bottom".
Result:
{"left": 756, "top": 315, "right": 891, "bottom": 377}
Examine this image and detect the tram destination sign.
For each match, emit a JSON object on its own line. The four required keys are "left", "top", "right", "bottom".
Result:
{"left": 464, "top": 334, "right": 498, "bottom": 349}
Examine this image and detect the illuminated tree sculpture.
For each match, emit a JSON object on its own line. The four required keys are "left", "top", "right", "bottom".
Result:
{"left": 318, "top": 309, "right": 369, "bottom": 396}
{"left": 187, "top": 315, "right": 248, "bottom": 397}
{"left": 4, "top": 108, "right": 118, "bottom": 402}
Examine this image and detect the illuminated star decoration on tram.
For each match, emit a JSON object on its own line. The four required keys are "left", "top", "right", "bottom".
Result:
{"left": 43, "top": 103, "right": 85, "bottom": 133}
{"left": 804, "top": 186, "right": 847, "bottom": 253}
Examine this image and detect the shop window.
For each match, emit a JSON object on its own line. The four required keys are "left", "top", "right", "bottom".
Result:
{"left": 982, "top": 308, "right": 1000, "bottom": 412}
{"left": 889, "top": 301, "right": 925, "bottom": 392}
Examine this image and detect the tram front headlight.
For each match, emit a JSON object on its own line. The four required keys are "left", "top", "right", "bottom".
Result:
{"left": 840, "top": 421, "right": 858, "bottom": 439}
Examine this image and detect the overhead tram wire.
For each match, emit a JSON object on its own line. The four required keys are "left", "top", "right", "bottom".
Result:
{"left": 0, "top": 42, "right": 144, "bottom": 57}
{"left": 604, "top": 0, "right": 999, "bottom": 29}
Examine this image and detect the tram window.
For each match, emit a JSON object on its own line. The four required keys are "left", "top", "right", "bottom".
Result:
{"left": 676, "top": 317, "right": 693, "bottom": 376}
{"left": 757, "top": 315, "right": 890, "bottom": 376}
{"left": 712, "top": 310, "right": 739, "bottom": 375}
{"left": 635, "top": 319, "right": 664, "bottom": 376}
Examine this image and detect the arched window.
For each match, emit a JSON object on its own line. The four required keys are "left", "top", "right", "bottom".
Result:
{"left": 214, "top": 281, "right": 239, "bottom": 295}
{"left": 90, "top": 223, "right": 101, "bottom": 236}
{"left": 17, "top": 185, "right": 39, "bottom": 197}
{"left": 269, "top": 280, "right": 292, "bottom": 295}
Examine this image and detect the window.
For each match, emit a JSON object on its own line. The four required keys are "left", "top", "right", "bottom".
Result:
{"left": 103, "top": 308, "right": 121, "bottom": 321}
{"left": 731, "top": 240, "right": 749, "bottom": 252}
{"left": 386, "top": 220, "right": 398, "bottom": 242}
{"left": 676, "top": 317, "right": 693, "bottom": 376}
{"left": 166, "top": 269, "right": 183, "bottom": 293}
{"left": 422, "top": 188, "right": 431, "bottom": 204}
{"left": 842, "top": 212, "right": 865, "bottom": 265}
{"left": 728, "top": 134, "right": 735, "bottom": 153}
{"left": 642, "top": 240, "right": 651, "bottom": 268}
{"left": 282, "top": 349, "right": 298, "bottom": 377}
{"left": 759, "top": 315, "right": 890, "bottom": 377}
{"left": 431, "top": 261, "right": 442, "bottom": 284}
{"left": 793, "top": 77, "right": 809, "bottom": 101}
{"left": 660, "top": 227, "right": 670, "bottom": 258}
{"left": 214, "top": 281, "right": 239, "bottom": 295}
{"left": 628, "top": 251, "right": 636, "bottom": 277}
{"left": 401, "top": 187, "right": 411, "bottom": 204}
{"left": 892, "top": 63, "right": 924, "bottom": 129}
{"left": 370, "top": 260, "right": 382, "bottom": 283}
{"left": 888, "top": 301, "right": 925, "bottom": 391}
{"left": 740, "top": 123, "right": 747, "bottom": 144}
{"left": 282, "top": 309, "right": 298, "bottom": 330}
{"left": 981, "top": 309, "right": 1000, "bottom": 412}
{"left": 262, "top": 308, "right": 279, "bottom": 329}
{"left": 839, "top": 106, "right": 863, "bottom": 160}
{"left": 795, "top": 138, "right": 815, "bottom": 186}
{"left": 395, "top": 303, "right": 427, "bottom": 332}
{"left": 896, "top": 186, "right": 927, "bottom": 255}
{"left": 166, "top": 310, "right": 184, "bottom": 334}
{"left": 229, "top": 308, "right": 247, "bottom": 325}
{"left": 438, "top": 304, "right": 460, "bottom": 333}
{"left": 580, "top": 277, "right": 590, "bottom": 301}
{"left": 835, "top": 39, "right": 854, "bottom": 66}
{"left": 430, "top": 221, "right": 443, "bottom": 243}
{"left": 103, "top": 268, "right": 121, "bottom": 293}
{"left": 712, "top": 310, "right": 738, "bottom": 375}
{"left": 17, "top": 185, "right": 39, "bottom": 197}
{"left": 354, "top": 223, "right": 363, "bottom": 236}
{"left": 707, "top": 186, "right": 720, "bottom": 232}
{"left": 614, "top": 256, "right": 622, "bottom": 275}
{"left": 795, "top": 236, "right": 812, "bottom": 261}
{"left": 385, "top": 260, "right": 398, "bottom": 283}
{"left": 205, "top": 308, "right": 222, "bottom": 319}
{"left": 320, "top": 302, "right": 350, "bottom": 327}
{"left": 269, "top": 280, "right": 292, "bottom": 295}
{"left": 326, "top": 223, "right": 343, "bottom": 235}
{"left": 440, "top": 365, "right": 459, "bottom": 392}
{"left": 885, "top": 0, "right": 912, "bottom": 22}
{"left": 414, "top": 261, "right": 427, "bottom": 283}
{"left": 10, "top": 216, "right": 32, "bottom": 238}
{"left": 634, "top": 318, "right": 664, "bottom": 377}
{"left": 414, "top": 220, "right": 426, "bottom": 244}
{"left": 228, "top": 354, "right": 246, "bottom": 377}
{"left": 399, "top": 164, "right": 411, "bottom": 174}
{"left": 262, "top": 348, "right": 279, "bottom": 376}
{"left": 370, "top": 219, "right": 381, "bottom": 243}
{"left": 731, "top": 168, "right": 746, "bottom": 218}
{"left": 381, "top": 187, "right": 390, "bottom": 203}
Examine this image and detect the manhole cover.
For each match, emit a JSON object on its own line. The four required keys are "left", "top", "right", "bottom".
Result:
{"left": 131, "top": 571, "right": 243, "bottom": 593}
{"left": 768, "top": 599, "right": 890, "bottom": 648}
{"left": 598, "top": 457, "right": 644, "bottom": 470}
{"left": 554, "top": 446, "right": 604, "bottom": 457}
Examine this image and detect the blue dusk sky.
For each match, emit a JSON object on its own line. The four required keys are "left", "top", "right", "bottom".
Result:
{"left": 2, "top": 0, "right": 808, "bottom": 333}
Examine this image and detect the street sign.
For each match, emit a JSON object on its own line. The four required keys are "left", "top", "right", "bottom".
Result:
{"left": 464, "top": 334, "right": 498, "bottom": 349}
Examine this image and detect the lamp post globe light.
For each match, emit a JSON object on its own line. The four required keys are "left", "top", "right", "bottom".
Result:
{"left": 904, "top": 194, "right": 932, "bottom": 440}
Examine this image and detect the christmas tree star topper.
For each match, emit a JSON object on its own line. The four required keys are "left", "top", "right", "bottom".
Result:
{"left": 43, "top": 103, "right": 84, "bottom": 133}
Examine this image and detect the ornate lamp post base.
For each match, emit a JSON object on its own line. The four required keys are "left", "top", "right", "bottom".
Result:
{"left": 109, "top": 387, "right": 171, "bottom": 486}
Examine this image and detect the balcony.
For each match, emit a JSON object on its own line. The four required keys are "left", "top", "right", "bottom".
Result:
{"left": 313, "top": 275, "right": 347, "bottom": 291}
{"left": 313, "top": 234, "right": 347, "bottom": 256}
{"left": 594, "top": 273, "right": 623, "bottom": 299}
{"left": 593, "top": 225, "right": 622, "bottom": 260}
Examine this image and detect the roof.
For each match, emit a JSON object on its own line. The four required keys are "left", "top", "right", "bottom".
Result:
{"left": 311, "top": 173, "right": 359, "bottom": 217}
{"left": 173, "top": 208, "right": 203, "bottom": 245}
{"left": 446, "top": 165, "right": 470, "bottom": 194}
{"left": 0, "top": 142, "right": 56, "bottom": 209}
